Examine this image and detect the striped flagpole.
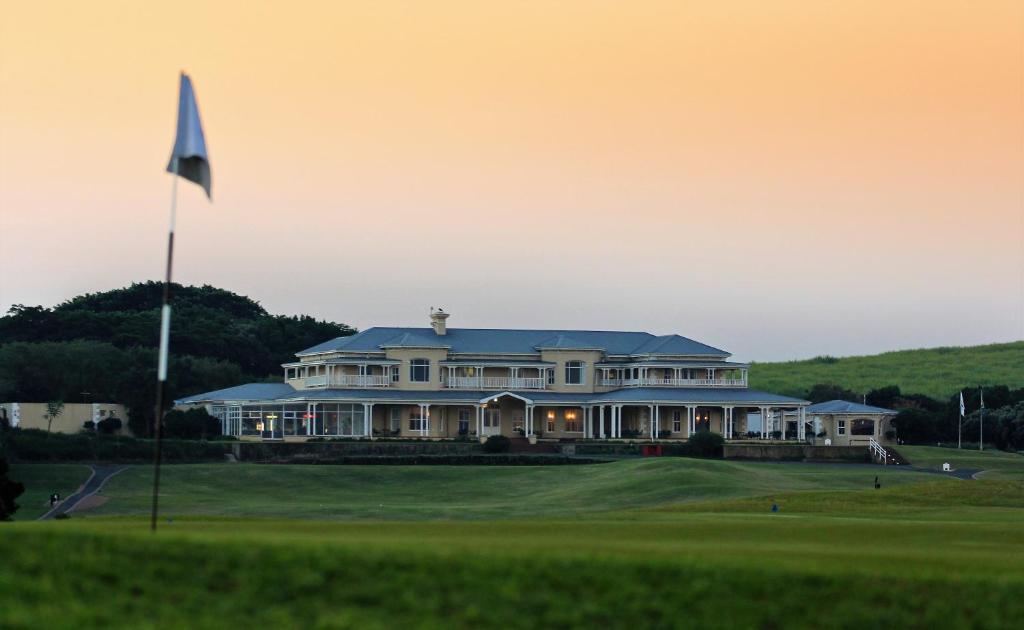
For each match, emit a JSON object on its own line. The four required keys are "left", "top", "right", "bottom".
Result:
{"left": 150, "top": 160, "right": 179, "bottom": 533}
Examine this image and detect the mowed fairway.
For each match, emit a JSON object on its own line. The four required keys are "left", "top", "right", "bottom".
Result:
{"left": 84, "top": 458, "right": 940, "bottom": 520}
{"left": 3, "top": 449, "right": 1024, "bottom": 628}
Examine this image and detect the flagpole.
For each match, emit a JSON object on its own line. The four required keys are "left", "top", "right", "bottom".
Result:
{"left": 957, "top": 392, "right": 962, "bottom": 450}
{"left": 150, "top": 160, "right": 179, "bottom": 533}
{"left": 979, "top": 387, "right": 984, "bottom": 452}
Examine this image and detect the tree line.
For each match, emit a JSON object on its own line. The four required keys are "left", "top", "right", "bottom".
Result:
{"left": 0, "top": 282, "right": 355, "bottom": 436}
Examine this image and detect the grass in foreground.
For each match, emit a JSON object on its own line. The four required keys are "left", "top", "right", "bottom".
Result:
{"left": 3, "top": 509, "right": 1023, "bottom": 629}
{"left": 81, "top": 459, "right": 939, "bottom": 520}
{"left": 749, "top": 340, "right": 1024, "bottom": 399}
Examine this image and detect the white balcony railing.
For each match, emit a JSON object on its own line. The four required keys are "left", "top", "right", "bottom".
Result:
{"left": 598, "top": 377, "right": 746, "bottom": 388}
{"left": 332, "top": 375, "right": 390, "bottom": 388}
{"left": 447, "top": 376, "right": 546, "bottom": 390}
{"left": 301, "top": 374, "right": 389, "bottom": 388}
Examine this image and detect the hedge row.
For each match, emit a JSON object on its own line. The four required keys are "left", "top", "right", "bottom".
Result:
{"left": 280, "top": 455, "right": 605, "bottom": 466}
{"left": 3, "top": 428, "right": 231, "bottom": 462}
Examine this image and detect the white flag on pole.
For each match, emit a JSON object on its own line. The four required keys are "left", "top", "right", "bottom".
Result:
{"left": 166, "top": 72, "right": 211, "bottom": 198}
{"left": 959, "top": 391, "right": 965, "bottom": 417}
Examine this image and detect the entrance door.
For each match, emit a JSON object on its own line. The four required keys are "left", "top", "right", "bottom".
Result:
{"left": 483, "top": 408, "right": 501, "bottom": 436}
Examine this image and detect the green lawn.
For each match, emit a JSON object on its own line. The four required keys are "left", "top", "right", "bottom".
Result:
{"left": 749, "top": 340, "right": 1024, "bottom": 399}
{"left": 3, "top": 454, "right": 1024, "bottom": 628}
{"left": 898, "top": 445, "right": 1024, "bottom": 480}
{"left": 8, "top": 463, "right": 92, "bottom": 520}
{"left": 84, "top": 459, "right": 938, "bottom": 520}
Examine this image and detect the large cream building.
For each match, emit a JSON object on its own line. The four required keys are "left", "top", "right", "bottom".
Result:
{"left": 179, "top": 310, "right": 894, "bottom": 444}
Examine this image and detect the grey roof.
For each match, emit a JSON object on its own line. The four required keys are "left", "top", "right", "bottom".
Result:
{"left": 595, "top": 360, "right": 749, "bottom": 368}
{"left": 806, "top": 400, "right": 896, "bottom": 415}
{"left": 298, "top": 328, "right": 728, "bottom": 357}
{"left": 534, "top": 334, "right": 601, "bottom": 350}
{"left": 592, "top": 388, "right": 808, "bottom": 405}
{"left": 177, "top": 384, "right": 804, "bottom": 407}
{"left": 176, "top": 383, "right": 297, "bottom": 404}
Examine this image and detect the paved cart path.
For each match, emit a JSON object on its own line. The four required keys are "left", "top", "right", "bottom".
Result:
{"left": 38, "top": 465, "right": 128, "bottom": 520}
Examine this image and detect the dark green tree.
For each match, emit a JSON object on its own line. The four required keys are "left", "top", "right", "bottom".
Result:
{"left": 0, "top": 456, "right": 25, "bottom": 521}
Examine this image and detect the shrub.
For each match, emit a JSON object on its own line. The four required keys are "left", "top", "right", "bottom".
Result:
{"left": 621, "top": 429, "right": 641, "bottom": 439}
{"left": 482, "top": 435, "right": 511, "bottom": 453}
{"left": 0, "top": 456, "right": 26, "bottom": 520}
{"left": 163, "top": 408, "right": 221, "bottom": 440}
{"left": 658, "top": 430, "right": 672, "bottom": 439}
{"left": 686, "top": 431, "right": 724, "bottom": 458}
{"left": 82, "top": 421, "right": 96, "bottom": 432}
{"left": 97, "top": 417, "right": 123, "bottom": 435}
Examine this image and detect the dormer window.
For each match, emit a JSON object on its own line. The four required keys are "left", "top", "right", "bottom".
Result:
{"left": 409, "top": 359, "right": 430, "bottom": 383}
{"left": 564, "top": 361, "right": 584, "bottom": 385}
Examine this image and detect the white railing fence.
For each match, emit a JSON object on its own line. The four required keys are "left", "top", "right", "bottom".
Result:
{"left": 868, "top": 437, "right": 888, "bottom": 465}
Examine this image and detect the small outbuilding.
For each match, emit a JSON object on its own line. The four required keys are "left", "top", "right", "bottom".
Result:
{"left": 805, "top": 400, "right": 896, "bottom": 447}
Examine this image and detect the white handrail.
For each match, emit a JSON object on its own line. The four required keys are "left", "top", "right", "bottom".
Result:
{"left": 868, "top": 438, "right": 888, "bottom": 465}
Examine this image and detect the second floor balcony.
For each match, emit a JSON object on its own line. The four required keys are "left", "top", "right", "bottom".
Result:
{"left": 305, "top": 374, "right": 391, "bottom": 388}
{"left": 598, "top": 376, "right": 747, "bottom": 388}
{"left": 447, "top": 376, "right": 546, "bottom": 390}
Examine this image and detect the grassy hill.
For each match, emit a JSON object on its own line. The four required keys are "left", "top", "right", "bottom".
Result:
{"left": 749, "top": 341, "right": 1024, "bottom": 400}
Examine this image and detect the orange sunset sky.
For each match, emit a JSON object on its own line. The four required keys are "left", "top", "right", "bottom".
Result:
{"left": 0, "top": 1, "right": 1021, "bottom": 360}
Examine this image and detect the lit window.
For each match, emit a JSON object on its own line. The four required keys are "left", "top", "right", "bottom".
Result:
{"left": 837, "top": 420, "right": 846, "bottom": 435}
{"left": 564, "top": 361, "right": 584, "bottom": 385}
{"left": 547, "top": 410, "right": 556, "bottom": 432}
{"left": 409, "top": 359, "right": 430, "bottom": 382}
{"left": 564, "top": 409, "right": 581, "bottom": 432}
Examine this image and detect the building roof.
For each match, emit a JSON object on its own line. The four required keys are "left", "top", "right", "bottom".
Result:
{"left": 592, "top": 388, "right": 808, "bottom": 405}
{"left": 177, "top": 384, "right": 804, "bottom": 407}
{"left": 176, "top": 383, "right": 298, "bottom": 404}
{"left": 297, "top": 328, "right": 729, "bottom": 358}
{"left": 806, "top": 400, "right": 896, "bottom": 415}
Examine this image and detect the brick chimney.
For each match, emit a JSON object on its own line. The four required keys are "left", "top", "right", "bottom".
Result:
{"left": 430, "top": 307, "right": 450, "bottom": 336}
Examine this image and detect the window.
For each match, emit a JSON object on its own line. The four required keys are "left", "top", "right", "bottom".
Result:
{"left": 408, "top": 407, "right": 428, "bottom": 431}
{"left": 564, "top": 361, "right": 584, "bottom": 385}
{"left": 851, "top": 419, "right": 875, "bottom": 436}
{"left": 564, "top": 409, "right": 581, "bottom": 432}
{"left": 837, "top": 420, "right": 846, "bottom": 435}
{"left": 409, "top": 359, "right": 430, "bottom": 382}
{"left": 546, "top": 369, "right": 554, "bottom": 385}
{"left": 390, "top": 365, "right": 400, "bottom": 382}
{"left": 673, "top": 410, "right": 682, "bottom": 433}
{"left": 389, "top": 408, "right": 402, "bottom": 433}
{"left": 458, "top": 409, "right": 470, "bottom": 435}
{"left": 547, "top": 410, "right": 556, "bottom": 432}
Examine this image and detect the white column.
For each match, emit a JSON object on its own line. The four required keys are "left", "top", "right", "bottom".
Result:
{"left": 476, "top": 404, "right": 482, "bottom": 437}
{"left": 526, "top": 404, "right": 534, "bottom": 437}
{"left": 599, "top": 405, "right": 606, "bottom": 438}
{"left": 781, "top": 407, "right": 787, "bottom": 440}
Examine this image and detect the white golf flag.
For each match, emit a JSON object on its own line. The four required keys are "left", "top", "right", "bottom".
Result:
{"left": 959, "top": 391, "right": 965, "bottom": 417}
{"left": 166, "top": 72, "right": 211, "bottom": 198}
